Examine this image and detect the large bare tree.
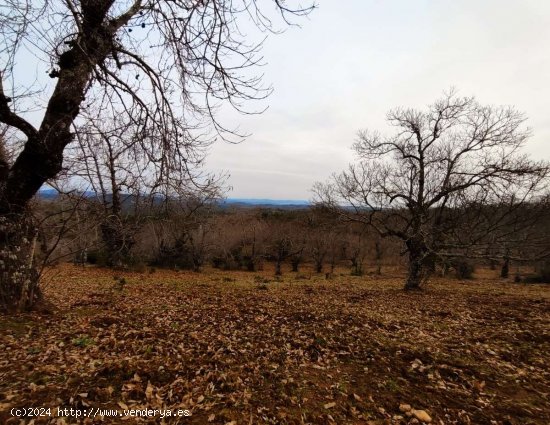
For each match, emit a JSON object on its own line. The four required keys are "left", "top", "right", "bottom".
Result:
{"left": 0, "top": 0, "right": 314, "bottom": 311}
{"left": 315, "top": 91, "right": 549, "bottom": 290}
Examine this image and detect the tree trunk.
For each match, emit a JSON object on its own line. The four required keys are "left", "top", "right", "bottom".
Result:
{"left": 0, "top": 7, "right": 127, "bottom": 311}
{"left": 275, "top": 259, "right": 282, "bottom": 276}
{"left": 375, "top": 240, "right": 382, "bottom": 275}
{"left": 0, "top": 215, "right": 41, "bottom": 312}
{"left": 245, "top": 257, "right": 256, "bottom": 272}
{"left": 100, "top": 214, "right": 136, "bottom": 268}
{"left": 405, "top": 240, "right": 429, "bottom": 290}
{"left": 501, "top": 256, "right": 510, "bottom": 279}
{"left": 315, "top": 262, "right": 322, "bottom": 273}
{"left": 291, "top": 256, "right": 300, "bottom": 272}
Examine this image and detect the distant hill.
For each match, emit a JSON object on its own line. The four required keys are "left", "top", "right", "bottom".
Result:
{"left": 36, "top": 189, "right": 310, "bottom": 209}
{"left": 37, "top": 189, "right": 62, "bottom": 199}
{"left": 221, "top": 198, "right": 310, "bottom": 208}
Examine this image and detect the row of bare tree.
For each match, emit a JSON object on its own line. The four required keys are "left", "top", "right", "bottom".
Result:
{"left": 1, "top": 2, "right": 549, "bottom": 311}
{"left": 34, "top": 186, "right": 550, "bottom": 287}
{"left": 35, "top": 197, "right": 398, "bottom": 277}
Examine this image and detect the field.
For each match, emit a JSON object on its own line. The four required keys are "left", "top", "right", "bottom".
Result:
{"left": 1, "top": 264, "right": 549, "bottom": 424}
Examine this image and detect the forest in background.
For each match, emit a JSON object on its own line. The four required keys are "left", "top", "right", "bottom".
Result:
{"left": 33, "top": 191, "right": 550, "bottom": 285}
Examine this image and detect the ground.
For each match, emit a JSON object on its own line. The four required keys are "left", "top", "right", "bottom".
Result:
{"left": 0, "top": 264, "right": 549, "bottom": 425}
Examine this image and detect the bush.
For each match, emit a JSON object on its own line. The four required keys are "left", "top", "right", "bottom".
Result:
{"left": 522, "top": 261, "right": 550, "bottom": 283}
{"left": 130, "top": 262, "right": 147, "bottom": 273}
{"left": 86, "top": 249, "right": 110, "bottom": 266}
{"left": 151, "top": 240, "right": 194, "bottom": 270}
{"left": 211, "top": 256, "right": 225, "bottom": 269}
{"left": 452, "top": 259, "right": 475, "bottom": 280}
{"left": 536, "top": 261, "right": 550, "bottom": 282}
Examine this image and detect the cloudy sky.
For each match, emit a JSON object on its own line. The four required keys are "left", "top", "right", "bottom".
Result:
{"left": 206, "top": 0, "right": 550, "bottom": 200}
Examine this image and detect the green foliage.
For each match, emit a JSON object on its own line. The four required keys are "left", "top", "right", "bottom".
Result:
{"left": 72, "top": 335, "right": 94, "bottom": 347}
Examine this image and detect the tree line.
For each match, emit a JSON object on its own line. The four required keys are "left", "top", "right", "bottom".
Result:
{"left": 34, "top": 189, "right": 550, "bottom": 285}
{"left": 35, "top": 197, "right": 395, "bottom": 278}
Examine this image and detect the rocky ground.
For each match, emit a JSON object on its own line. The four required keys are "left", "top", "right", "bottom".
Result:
{"left": 1, "top": 264, "right": 549, "bottom": 424}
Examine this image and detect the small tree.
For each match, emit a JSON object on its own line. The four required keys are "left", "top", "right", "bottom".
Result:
{"left": 315, "top": 91, "right": 548, "bottom": 290}
{"left": 66, "top": 116, "right": 145, "bottom": 266}
{"left": 265, "top": 221, "right": 300, "bottom": 276}
{"left": 347, "top": 229, "right": 366, "bottom": 276}
{"left": 150, "top": 193, "right": 220, "bottom": 270}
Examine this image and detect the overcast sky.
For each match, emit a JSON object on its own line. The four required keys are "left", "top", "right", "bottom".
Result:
{"left": 205, "top": 0, "right": 550, "bottom": 200}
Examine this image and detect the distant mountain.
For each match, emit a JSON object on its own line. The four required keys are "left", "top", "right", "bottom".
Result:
{"left": 223, "top": 198, "right": 310, "bottom": 207}
{"left": 37, "top": 189, "right": 63, "bottom": 199}
{"left": 36, "top": 189, "right": 310, "bottom": 209}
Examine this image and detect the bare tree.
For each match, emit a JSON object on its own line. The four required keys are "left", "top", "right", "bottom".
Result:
{"left": 150, "top": 193, "right": 220, "bottom": 271}
{"left": 265, "top": 221, "right": 298, "bottom": 276}
{"left": 0, "top": 0, "right": 314, "bottom": 310}
{"left": 65, "top": 116, "right": 144, "bottom": 266}
{"left": 315, "top": 91, "right": 549, "bottom": 290}
{"left": 345, "top": 227, "right": 366, "bottom": 276}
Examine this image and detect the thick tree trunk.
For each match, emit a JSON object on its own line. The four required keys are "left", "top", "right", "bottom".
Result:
{"left": 100, "top": 215, "right": 136, "bottom": 268}
{"left": 0, "top": 215, "right": 41, "bottom": 312}
{"left": 0, "top": 3, "right": 131, "bottom": 311}
{"left": 405, "top": 240, "right": 430, "bottom": 290}
{"left": 0, "top": 53, "right": 92, "bottom": 310}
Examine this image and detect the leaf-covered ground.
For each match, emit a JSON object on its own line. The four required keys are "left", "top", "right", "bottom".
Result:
{"left": 1, "top": 265, "right": 549, "bottom": 424}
